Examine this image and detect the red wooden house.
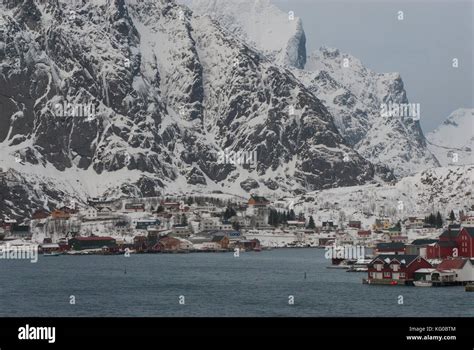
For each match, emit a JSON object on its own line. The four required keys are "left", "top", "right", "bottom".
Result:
{"left": 357, "top": 230, "right": 371, "bottom": 237}
{"left": 247, "top": 195, "right": 269, "bottom": 207}
{"left": 426, "top": 227, "right": 474, "bottom": 259}
{"left": 349, "top": 221, "right": 362, "bottom": 229}
{"left": 426, "top": 240, "right": 457, "bottom": 259}
{"left": 457, "top": 227, "right": 474, "bottom": 258}
{"left": 152, "top": 236, "right": 181, "bottom": 252}
{"left": 367, "top": 254, "right": 432, "bottom": 283}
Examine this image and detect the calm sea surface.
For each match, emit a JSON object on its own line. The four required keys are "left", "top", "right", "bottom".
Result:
{"left": 0, "top": 248, "right": 471, "bottom": 317}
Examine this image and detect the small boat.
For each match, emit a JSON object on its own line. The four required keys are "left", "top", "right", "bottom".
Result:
{"left": 43, "top": 251, "right": 62, "bottom": 256}
{"left": 414, "top": 280, "right": 432, "bottom": 287}
{"left": 327, "top": 264, "right": 351, "bottom": 269}
{"left": 347, "top": 266, "right": 368, "bottom": 272}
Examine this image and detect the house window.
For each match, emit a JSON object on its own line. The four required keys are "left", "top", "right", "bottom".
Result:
{"left": 376, "top": 264, "right": 382, "bottom": 271}
{"left": 369, "top": 272, "right": 374, "bottom": 277}
{"left": 391, "top": 264, "right": 399, "bottom": 272}
{"left": 400, "top": 272, "right": 406, "bottom": 278}
{"left": 383, "top": 272, "right": 391, "bottom": 278}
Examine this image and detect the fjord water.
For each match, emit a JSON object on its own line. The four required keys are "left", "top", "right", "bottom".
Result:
{"left": 0, "top": 248, "right": 471, "bottom": 317}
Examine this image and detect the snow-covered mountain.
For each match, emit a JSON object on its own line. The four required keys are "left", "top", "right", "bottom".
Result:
{"left": 189, "top": 0, "right": 306, "bottom": 69}
{"left": 189, "top": 0, "right": 440, "bottom": 177}
{"left": 426, "top": 108, "right": 473, "bottom": 166}
{"left": 297, "top": 48, "right": 440, "bottom": 177}
{"left": 0, "top": 0, "right": 394, "bottom": 219}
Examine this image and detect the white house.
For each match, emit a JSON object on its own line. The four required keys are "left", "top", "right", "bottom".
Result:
{"left": 461, "top": 216, "right": 474, "bottom": 227}
{"left": 437, "top": 258, "right": 474, "bottom": 282}
{"left": 200, "top": 217, "right": 220, "bottom": 231}
{"left": 82, "top": 207, "right": 98, "bottom": 220}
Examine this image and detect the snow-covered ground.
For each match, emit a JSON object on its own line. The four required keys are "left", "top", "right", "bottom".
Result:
{"left": 280, "top": 165, "right": 473, "bottom": 226}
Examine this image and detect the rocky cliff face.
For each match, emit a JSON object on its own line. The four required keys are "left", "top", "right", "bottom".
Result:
{"left": 187, "top": 0, "right": 440, "bottom": 177}
{"left": 0, "top": 0, "right": 392, "bottom": 219}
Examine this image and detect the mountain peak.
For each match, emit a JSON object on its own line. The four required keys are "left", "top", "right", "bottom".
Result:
{"left": 190, "top": 0, "right": 307, "bottom": 69}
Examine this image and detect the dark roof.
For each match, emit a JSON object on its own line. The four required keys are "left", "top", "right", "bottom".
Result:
{"left": 448, "top": 224, "right": 461, "bottom": 229}
{"left": 376, "top": 242, "right": 405, "bottom": 251}
{"left": 12, "top": 225, "right": 29, "bottom": 232}
{"left": 411, "top": 239, "right": 438, "bottom": 246}
{"left": 439, "top": 229, "right": 460, "bottom": 240}
{"left": 98, "top": 207, "right": 112, "bottom": 212}
{"left": 370, "top": 254, "right": 427, "bottom": 267}
{"left": 250, "top": 195, "right": 268, "bottom": 203}
{"left": 438, "top": 240, "right": 457, "bottom": 248}
{"left": 462, "top": 227, "right": 474, "bottom": 237}
{"left": 125, "top": 203, "right": 145, "bottom": 208}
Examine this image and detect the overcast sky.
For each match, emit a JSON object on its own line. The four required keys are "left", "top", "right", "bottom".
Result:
{"left": 272, "top": 0, "right": 473, "bottom": 133}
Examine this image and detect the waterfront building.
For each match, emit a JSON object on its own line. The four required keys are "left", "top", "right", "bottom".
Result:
{"left": 436, "top": 258, "right": 474, "bottom": 283}
{"left": 151, "top": 236, "right": 182, "bottom": 252}
{"left": 68, "top": 236, "right": 116, "bottom": 250}
{"left": 211, "top": 235, "right": 230, "bottom": 249}
{"left": 235, "top": 239, "right": 261, "bottom": 251}
{"left": 367, "top": 254, "right": 432, "bottom": 283}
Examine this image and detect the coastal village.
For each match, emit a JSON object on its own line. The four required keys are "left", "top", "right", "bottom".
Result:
{"left": 0, "top": 194, "right": 473, "bottom": 289}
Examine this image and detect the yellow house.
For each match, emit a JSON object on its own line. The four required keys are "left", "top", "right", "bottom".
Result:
{"left": 373, "top": 218, "right": 391, "bottom": 230}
